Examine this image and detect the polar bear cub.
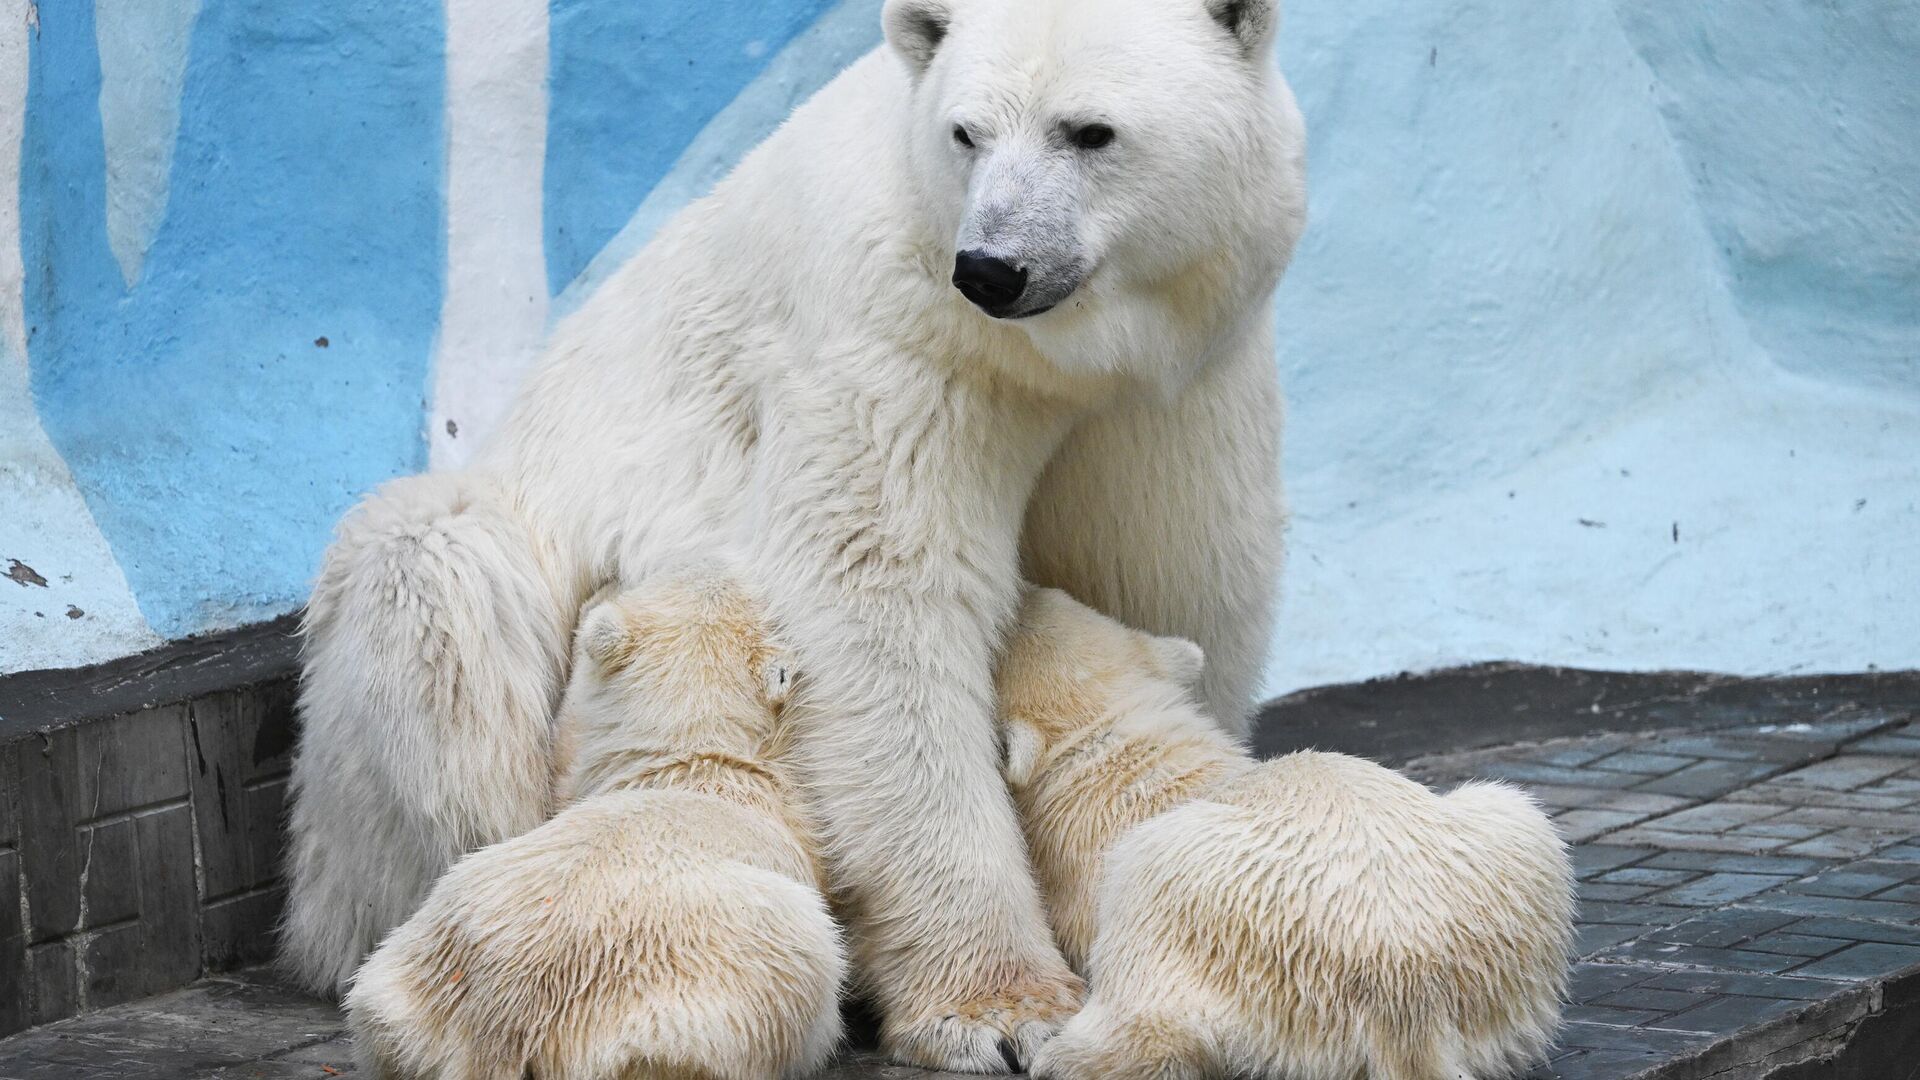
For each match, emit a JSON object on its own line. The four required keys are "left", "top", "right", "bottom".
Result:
{"left": 346, "top": 567, "right": 843, "bottom": 1080}
{"left": 1001, "top": 589, "right": 1573, "bottom": 1080}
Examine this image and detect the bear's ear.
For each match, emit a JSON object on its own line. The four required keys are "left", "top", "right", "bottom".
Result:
{"left": 764, "top": 655, "right": 800, "bottom": 709}
{"left": 1204, "top": 0, "right": 1279, "bottom": 58}
{"left": 1001, "top": 719, "right": 1045, "bottom": 788}
{"left": 884, "top": 0, "right": 951, "bottom": 76}
{"left": 1149, "top": 635, "right": 1207, "bottom": 694}
{"left": 577, "top": 601, "right": 630, "bottom": 672}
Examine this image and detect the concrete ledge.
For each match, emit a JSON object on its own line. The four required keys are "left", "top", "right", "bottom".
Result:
{"left": 3, "top": 619, "right": 1917, "bottom": 1058}
{"left": 0, "top": 619, "right": 300, "bottom": 1037}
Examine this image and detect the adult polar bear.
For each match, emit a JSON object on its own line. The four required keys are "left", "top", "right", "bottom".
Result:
{"left": 285, "top": 0, "right": 1305, "bottom": 1070}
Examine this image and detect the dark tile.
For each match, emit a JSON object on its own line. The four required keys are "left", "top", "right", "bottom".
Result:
{"left": 1637, "top": 968, "right": 1852, "bottom": 1001}
{"left": 80, "top": 817, "right": 144, "bottom": 929}
{"left": 134, "top": 803, "right": 203, "bottom": 992}
{"left": 1532, "top": 1049, "right": 1668, "bottom": 1080}
{"left": 1642, "top": 734, "right": 1823, "bottom": 764}
{"left": 1734, "top": 821, "right": 1828, "bottom": 840}
{"left": 1589, "top": 751, "right": 1697, "bottom": 776}
{"left": 1553, "top": 810, "right": 1645, "bottom": 844}
{"left": 189, "top": 687, "right": 296, "bottom": 902}
{"left": 1572, "top": 845, "right": 1656, "bottom": 879}
{"left": 1578, "top": 882, "right": 1655, "bottom": 903}
{"left": 1634, "top": 759, "right": 1780, "bottom": 799}
{"left": 1576, "top": 922, "right": 1646, "bottom": 956}
{"left": 1639, "top": 850, "right": 1833, "bottom": 876}
{"left": 27, "top": 941, "right": 76, "bottom": 1026}
{"left": 1599, "top": 939, "right": 1801, "bottom": 973}
{"left": 1738, "top": 891, "right": 1920, "bottom": 922}
{"left": 1788, "top": 942, "right": 1920, "bottom": 981}
{"left": 19, "top": 708, "right": 192, "bottom": 942}
{"left": 1875, "top": 843, "right": 1920, "bottom": 863}
{"left": 0, "top": 741, "right": 18, "bottom": 844}
{"left": 1567, "top": 961, "right": 1658, "bottom": 1003}
{"left": 1562, "top": 1003, "right": 1666, "bottom": 1027}
{"left": 1578, "top": 900, "right": 1694, "bottom": 926}
{"left": 1783, "top": 867, "right": 1913, "bottom": 899}
{"left": 1766, "top": 755, "right": 1912, "bottom": 792}
{"left": 1610, "top": 828, "right": 1793, "bottom": 855}
{"left": 1777, "top": 917, "right": 1920, "bottom": 948}
{"left": 1875, "top": 882, "right": 1920, "bottom": 902}
{"left": 1642, "top": 909, "right": 1800, "bottom": 949}
{"left": 1662, "top": 994, "right": 1803, "bottom": 1034}
{"left": 1552, "top": 1020, "right": 1715, "bottom": 1054}
{"left": 1474, "top": 761, "right": 1647, "bottom": 789}
{"left": 1535, "top": 745, "right": 1621, "bottom": 768}
{"left": 1648, "top": 872, "right": 1793, "bottom": 907}
{"left": 83, "top": 922, "right": 153, "bottom": 1010}
{"left": 0, "top": 849, "right": 25, "bottom": 1037}
{"left": 1595, "top": 867, "right": 1697, "bottom": 888}
{"left": 1743, "top": 932, "right": 1852, "bottom": 959}
{"left": 1595, "top": 986, "right": 1712, "bottom": 1013}
{"left": 1771, "top": 804, "right": 1920, "bottom": 833}
{"left": 1781, "top": 829, "right": 1908, "bottom": 860}
{"left": 201, "top": 887, "right": 286, "bottom": 973}
{"left": 1641, "top": 802, "right": 1785, "bottom": 834}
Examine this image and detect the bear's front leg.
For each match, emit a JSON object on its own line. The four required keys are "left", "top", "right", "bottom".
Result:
{"left": 750, "top": 370, "right": 1083, "bottom": 1073}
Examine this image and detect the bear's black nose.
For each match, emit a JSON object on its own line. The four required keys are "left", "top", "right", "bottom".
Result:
{"left": 952, "top": 250, "right": 1028, "bottom": 316}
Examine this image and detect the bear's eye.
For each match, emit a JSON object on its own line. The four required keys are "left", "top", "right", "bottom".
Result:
{"left": 1073, "top": 124, "right": 1115, "bottom": 150}
{"left": 951, "top": 125, "right": 974, "bottom": 148}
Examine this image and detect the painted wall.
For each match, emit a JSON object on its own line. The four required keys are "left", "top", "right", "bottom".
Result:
{"left": 1, "top": 1, "right": 1915, "bottom": 696}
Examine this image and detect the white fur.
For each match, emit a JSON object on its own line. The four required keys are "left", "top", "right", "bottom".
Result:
{"left": 1002, "top": 590, "right": 1575, "bottom": 1080}
{"left": 346, "top": 569, "right": 844, "bottom": 1080}
{"left": 287, "top": 0, "right": 1305, "bottom": 1067}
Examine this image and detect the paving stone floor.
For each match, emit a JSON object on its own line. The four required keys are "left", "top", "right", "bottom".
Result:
{"left": 5, "top": 709, "right": 1919, "bottom": 1079}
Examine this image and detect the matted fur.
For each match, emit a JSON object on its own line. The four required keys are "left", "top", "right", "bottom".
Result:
{"left": 1003, "top": 590, "right": 1575, "bottom": 1080}
{"left": 346, "top": 568, "right": 844, "bottom": 1080}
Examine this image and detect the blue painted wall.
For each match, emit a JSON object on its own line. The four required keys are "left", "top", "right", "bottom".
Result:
{"left": 22, "top": 0, "right": 445, "bottom": 638}
{"left": 2, "top": 0, "right": 1916, "bottom": 691}
{"left": 543, "top": 0, "right": 839, "bottom": 293}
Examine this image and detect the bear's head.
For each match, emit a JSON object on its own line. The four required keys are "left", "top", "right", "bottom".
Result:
{"left": 996, "top": 587, "right": 1212, "bottom": 788}
{"left": 885, "top": 0, "right": 1306, "bottom": 391}
{"left": 562, "top": 564, "right": 796, "bottom": 765}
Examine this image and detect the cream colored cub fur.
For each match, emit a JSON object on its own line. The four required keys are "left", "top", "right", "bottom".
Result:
{"left": 346, "top": 568, "right": 843, "bottom": 1080}
{"left": 1001, "top": 589, "right": 1574, "bottom": 1080}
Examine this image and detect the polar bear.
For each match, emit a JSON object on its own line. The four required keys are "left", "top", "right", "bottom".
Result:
{"left": 346, "top": 568, "right": 844, "bottom": 1080}
{"left": 285, "top": 0, "right": 1305, "bottom": 1068}
{"left": 999, "top": 590, "right": 1574, "bottom": 1080}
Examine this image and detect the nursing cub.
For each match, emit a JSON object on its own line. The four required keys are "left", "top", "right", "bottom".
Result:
{"left": 1002, "top": 589, "right": 1574, "bottom": 1080}
{"left": 346, "top": 567, "right": 843, "bottom": 1080}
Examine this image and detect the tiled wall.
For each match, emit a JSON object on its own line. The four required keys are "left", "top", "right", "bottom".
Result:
{"left": 0, "top": 679, "right": 297, "bottom": 1036}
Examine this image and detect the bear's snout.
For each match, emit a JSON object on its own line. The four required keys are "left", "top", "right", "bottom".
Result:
{"left": 952, "top": 250, "right": 1030, "bottom": 318}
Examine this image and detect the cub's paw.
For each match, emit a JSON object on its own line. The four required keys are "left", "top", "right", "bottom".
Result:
{"left": 883, "top": 972, "right": 1085, "bottom": 1073}
{"left": 1028, "top": 1009, "right": 1212, "bottom": 1080}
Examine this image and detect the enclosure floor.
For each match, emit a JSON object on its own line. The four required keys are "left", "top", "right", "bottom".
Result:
{"left": 4, "top": 709, "right": 1919, "bottom": 1080}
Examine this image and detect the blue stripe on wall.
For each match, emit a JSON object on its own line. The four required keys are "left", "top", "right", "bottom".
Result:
{"left": 542, "top": 0, "right": 840, "bottom": 295}
{"left": 22, "top": 1, "right": 446, "bottom": 638}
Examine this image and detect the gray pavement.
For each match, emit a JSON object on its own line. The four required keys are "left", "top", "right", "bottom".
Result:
{"left": 5, "top": 709, "right": 1919, "bottom": 1079}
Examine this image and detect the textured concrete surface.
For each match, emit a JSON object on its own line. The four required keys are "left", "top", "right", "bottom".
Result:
{"left": 7, "top": 705, "right": 1920, "bottom": 1079}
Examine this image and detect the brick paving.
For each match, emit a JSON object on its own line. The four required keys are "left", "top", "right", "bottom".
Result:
{"left": 1406, "top": 708, "right": 1920, "bottom": 1079}
{"left": 4, "top": 710, "right": 1919, "bottom": 1079}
